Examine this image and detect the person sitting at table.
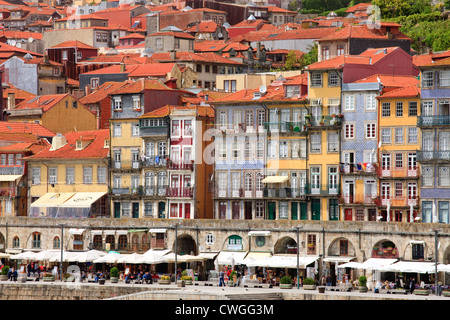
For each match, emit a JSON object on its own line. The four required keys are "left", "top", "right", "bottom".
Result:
{"left": 125, "top": 273, "right": 132, "bottom": 284}
{"left": 8, "top": 267, "right": 18, "bottom": 281}
{"left": 143, "top": 272, "right": 153, "bottom": 284}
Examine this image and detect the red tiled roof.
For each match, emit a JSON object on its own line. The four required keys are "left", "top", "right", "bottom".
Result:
{"left": 0, "top": 132, "right": 40, "bottom": 143}
{"left": 0, "top": 121, "right": 55, "bottom": 137}
{"left": 15, "top": 94, "right": 69, "bottom": 112}
{"left": 23, "top": 57, "right": 63, "bottom": 66}
{"left": 148, "top": 30, "right": 195, "bottom": 39}
{"left": 2, "top": 84, "right": 36, "bottom": 101}
{"left": 139, "top": 104, "right": 215, "bottom": 118}
{"left": 413, "top": 54, "right": 433, "bottom": 67}
{"left": 377, "top": 85, "right": 420, "bottom": 99}
{"left": 0, "top": 42, "right": 43, "bottom": 57}
{"left": 25, "top": 129, "right": 110, "bottom": 160}
{"left": 56, "top": 14, "right": 109, "bottom": 21}
{"left": 194, "top": 40, "right": 227, "bottom": 52}
{"left": 422, "top": 56, "right": 450, "bottom": 67}
{"left": 79, "top": 54, "right": 143, "bottom": 65}
{"left": 185, "top": 20, "right": 220, "bottom": 33}
{"left": 118, "top": 33, "right": 146, "bottom": 40}
{"left": 354, "top": 74, "right": 420, "bottom": 88}
{"left": 127, "top": 63, "right": 176, "bottom": 77}
{"left": 228, "top": 19, "right": 265, "bottom": 29}
{"left": 263, "top": 6, "right": 298, "bottom": 14}
{"left": 109, "top": 79, "right": 170, "bottom": 95}
{"left": 306, "top": 55, "right": 371, "bottom": 70}
{"left": 231, "top": 27, "right": 338, "bottom": 42}
{"left": 319, "top": 24, "right": 409, "bottom": 41}
{"left": 0, "top": 30, "right": 43, "bottom": 40}
{"left": 0, "top": 141, "right": 36, "bottom": 152}
{"left": 81, "top": 64, "right": 140, "bottom": 75}
{"left": 149, "top": 51, "right": 244, "bottom": 65}
{"left": 79, "top": 81, "right": 124, "bottom": 105}
{"left": 49, "top": 40, "right": 98, "bottom": 50}
{"left": 345, "top": 3, "right": 371, "bottom": 13}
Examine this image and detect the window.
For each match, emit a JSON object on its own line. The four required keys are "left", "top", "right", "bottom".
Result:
{"left": 255, "top": 236, "right": 265, "bottom": 247}
{"left": 340, "top": 239, "right": 349, "bottom": 255}
{"left": 395, "top": 153, "right": 403, "bottom": 168}
{"left": 365, "top": 123, "right": 376, "bottom": 139}
{"left": 132, "top": 95, "right": 140, "bottom": 111}
{"left": 144, "top": 202, "right": 153, "bottom": 217}
{"left": 172, "top": 120, "right": 180, "bottom": 136}
{"left": 256, "top": 201, "right": 264, "bottom": 218}
{"left": 98, "top": 166, "right": 107, "bottom": 184}
{"left": 322, "top": 46, "right": 329, "bottom": 60}
{"left": 408, "top": 182, "right": 417, "bottom": 199}
{"left": 307, "top": 234, "right": 316, "bottom": 254}
{"left": 132, "top": 123, "right": 140, "bottom": 136}
{"left": 279, "top": 141, "right": 288, "bottom": 158}
{"left": 90, "top": 78, "right": 99, "bottom": 89}
{"left": 310, "top": 132, "right": 321, "bottom": 152}
{"left": 13, "top": 236, "right": 19, "bottom": 248}
{"left": 439, "top": 70, "right": 450, "bottom": 87}
{"left": 439, "top": 166, "right": 450, "bottom": 187}
{"left": 32, "top": 232, "right": 41, "bottom": 249}
{"left": 365, "top": 94, "right": 377, "bottom": 110}
{"left": 381, "top": 182, "right": 390, "bottom": 200}
{"left": 337, "top": 45, "right": 344, "bottom": 56}
{"left": 66, "top": 167, "right": 75, "bottom": 184}
{"left": 83, "top": 166, "right": 92, "bottom": 184}
{"left": 122, "top": 202, "right": 131, "bottom": 216}
{"left": 113, "top": 124, "right": 121, "bottom": 137}
{"left": 311, "top": 73, "right": 322, "bottom": 87}
{"left": 49, "top": 167, "right": 57, "bottom": 184}
{"left": 113, "top": 97, "right": 122, "bottom": 111}
{"left": 382, "top": 102, "right": 391, "bottom": 117}
{"left": 158, "top": 142, "right": 167, "bottom": 157}
{"left": 62, "top": 50, "right": 68, "bottom": 60}
{"left": 345, "top": 124, "right": 354, "bottom": 139}
{"left": 422, "top": 101, "right": 433, "bottom": 116}
{"left": 32, "top": 167, "right": 40, "bottom": 184}
{"left": 328, "top": 71, "right": 339, "bottom": 86}
{"left": 15, "top": 154, "right": 22, "bottom": 166}
{"left": 206, "top": 233, "right": 214, "bottom": 245}
{"left": 409, "top": 101, "right": 418, "bottom": 116}
{"left": 53, "top": 236, "right": 60, "bottom": 249}
{"left": 422, "top": 71, "right": 434, "bottom": 87}
{"left": 396, "top": 102, "right": 403, "bottom": 117}
{"left": 344, "top": 95, "right": 355, "bottom": 111}
{"left": 328, "top": 132, "right": 338, "bottom": 152}
{"left": 408, "top": 127, "right": 418, "bottom": 144}
{"left": 174, "top": 37, "right": 180, "bottom": 50}
{"left": 279, "top": 202, "right": 288, "bottom": 219}
{"left": 412, "top": 244, "right": 424, "bottom": 260}
{"left": 381, "top": 128, "right": 391, "bottom": 144}
{"left": 232, "top": 137, "right": 240, "bottom": 159}
{"left": 422, "top": 166, "right": 433, "bottom": 187}
{"left": 184, "top": 120, "right": 192, "bottom": 136}
{"left": 395, "top": 128, "right": 404, "bottom": 144}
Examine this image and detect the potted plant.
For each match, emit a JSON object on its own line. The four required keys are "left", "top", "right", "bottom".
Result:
{"left": 110, "top": 267, "right": 119, "bottom": 283}
{"left": 98, "top": 277, "right": 105, "bottom": 285}
{"left": 43, "top": 273, "right": 55, "bottom": 282}
{"left": 358, "top": 275, "right": 368, "bottom": 293}
{"left": 280, "top": 275, "right": 293, "bottom": 289}
{"left": 442, "top": 289, "right": 450, "bottom": 297}
{"left": 159, "top": 275, "right": 171, "bottom": 285}
{"left": 303, "top": 277, "right": 316, "bottom": 290}
{"left": 0, "top": 266, "right": 9, "bottom": 281}
{"left": 414, "top": 288, "right": 430, "bottom": 296}
{"left": 181, "top": 275, "right": 193, "bottom": 285}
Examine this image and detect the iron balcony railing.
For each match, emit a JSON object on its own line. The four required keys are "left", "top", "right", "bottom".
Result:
{"left": 112, "top": 160, "right": 141, "bottom": 170}
{"left": 141, "top": 156, "right": 167, "bottom": 167}
{"left": 417, "top": 115, "right": 450, "bottom": 127}
{"left": 166, "top": 187, "right": 193, "bottom": 198}
{"left": 376, "top": 166, "right": 420, "bottom": 178}
{"left": 304, "top": 184, "right": 340, "bottom": 196}
{"left": 417, "top": 150, "right": 450, "bottom": 162}
{"left": 340, "top": 194, "right": 378, "bottom": 205}
{"left": 167, "top": 161, "right": 194, "bottom": 171}
{"left": 263, "top": 122, "right": 307, "bottom": 134}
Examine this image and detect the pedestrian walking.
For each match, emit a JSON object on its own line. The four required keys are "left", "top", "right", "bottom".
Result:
{"left": 219, "top": 268, "right": 225, "bottom": 287}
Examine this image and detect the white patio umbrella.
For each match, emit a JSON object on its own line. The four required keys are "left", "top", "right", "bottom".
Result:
{"left": 93, "top": 252, "right": 121, "bottom": 264}
{"left": 34, "top": 250, "right": 61, "bottom": 261}
{"left": 116, "top": 253, "right": 145, "bottom": 264}
{"left": 0, "top": 253, "right": 11, "bottom": 259}
{"left": 337, "top": 261, "right": 363, "bottom": 269}
{"left": 164, "top": 253, "right": 205, "bottom": 263}
{"left": 71, "top": 250, "right": 106, "bottom": 263}
{"left": 10, "top": 251, "right": 37, "bottom": 260}
{"left": 140, "top": 249, "right": 170, "bottom": 264}
{"left": 48, "top": 251, "right": 73, "bottom": 263}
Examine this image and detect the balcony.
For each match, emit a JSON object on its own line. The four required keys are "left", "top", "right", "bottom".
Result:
{"left": 305, "top": 115, "right": 342, "bottom": 128}
{"left": 111, "top": 160, "right": 141, "bottom": 171}
{"left": 417, "top": 115, "right": 450, "bottom": 127}
{"left": 376, "top": 166, "right": 420, "bottom": 179}
{"left": 381, "top": 197, "right": 418, "bottom": 207}
{"left": 0, "top": 188, "right": 16, "bottom": 197}
{"left": 213, "top": 188, "right": 264, "bottom": 198}
{"left": 305, "top": 184, "right": 340, "bottom": 196}
{"left": 167, "top": 161, "right": 194, "bottom": 171}
{"left": 339, "top": 194, "right": 377, "bottom": 205}
{"left": 143, "top": 186, "right": 168, "bottom": 197}
{"left": 417, "top": 150, "right": 450, "bottom": 162}
{"left": 166, "top": 187, "right": 193, "bottom": 198}
{"left": 340, "top": 164, "right": 377, "bottom": 175}
{"left": 216, "top": 123, "right": 266, "bottom": 134}
{"left": 263, "top": 122, "right": 306, "bottom": 134}
{"left": 141, "top": 156, "right": 167, "bottom": 167}
{"left": 264, "top": 187, "right": 307, "bottom": 199}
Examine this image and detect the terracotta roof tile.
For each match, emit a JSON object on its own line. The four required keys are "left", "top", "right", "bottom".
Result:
{"left": 148, "top": 30, "right": 195, "bottom": 39}
{"left": 377, "top": 85, "right": 420, "bottom": 99}
{"left": 56, "top": 14, "right": 109, "bottom": 21}
{"left": 354, "top": 74, "right": 419, "bottom": 88}
{"left": 15, "top": 94, "right": 69, "bottom": 112}
{"left": 0, "top": 121, "right": 55, "bottom": 137}
{"left": 49, "top": 40, "right": 98, "bottom": 50}
{"left": 127, "top": 63, "right": 176, "bottom": 77}
{"left": 422, "top": 56, "right": 450, "bottom": 67}
{"left": 25, "top": 129, "right": 110, "bottom": 160}
{"left": 108, "top": 79, "right": 170, "bottom": 95}
{"left": 81, "top": 64, "right": 140, "bottom": 75}
{"left": 79, "top": 81, "right": 123, "bottom": 105}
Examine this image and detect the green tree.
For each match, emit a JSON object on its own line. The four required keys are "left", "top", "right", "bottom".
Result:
{"left": 372, "top": 0, "right": 433, "bottom": 19}
{"left": 284, "top": 50, "right": 303, "bottom": 70}
{"left": 301, "top": 44, "right": 318, "bottom": 69}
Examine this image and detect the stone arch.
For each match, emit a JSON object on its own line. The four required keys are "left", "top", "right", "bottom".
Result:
{"left": 371, "top": 239, "right": 399, "bottom": 259}
{"left": 173, "top": 233, "right": 197, "bottom": 255}
{"left": 274, "top": 236, "right": 297, "bottom": 254}
{"left": 327, "top": 237, "right": 357, "bottom": 257}
{"left": 0, "top": 232, "right": 5, "bottom": 251}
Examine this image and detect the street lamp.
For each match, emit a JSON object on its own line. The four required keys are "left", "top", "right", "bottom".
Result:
{"left": 173, "top": 223, "right": 179, "bottom": 284}
{"left": 294, "top": 226, "right": 302, "bottom": 289}
{"left": 60, "top": 224, "right": 64, "bottom": 281}
{"left": 430, "top": 228, "right": 440, "bottom": 296}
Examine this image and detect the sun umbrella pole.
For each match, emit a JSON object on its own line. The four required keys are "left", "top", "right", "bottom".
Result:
{"left": 60, "top": 224, "right": 64, "bottom": 281}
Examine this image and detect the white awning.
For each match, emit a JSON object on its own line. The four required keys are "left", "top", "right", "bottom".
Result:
{"left": 323, "top": 256, "right": 356, "bottom": 263}
{"left": 359, "top": 258, "right": 398, "bottom": 270}
{"left": 0, "top": 175, "right": 22, "bottom": 182}
{"left": 241, "top": 251, "right": 272, "bottom": 267}
{"left": 30, "top": 192, "right": 76, "bottom": 207}
{"left": 259, "top": 255, "right": 319, "bottom": 268}
{"left": 437, "top": 264, "right": 450, "bottom": 272}
{"left": 409, "top": 240, "right": 425, "bottom": 245}
{"left": 379, "top": 261, "right": 436, "bottom": 273}
{"left": 215, "top": 251, "right": 248, "bottom": 266}
{"left": 198, "top": 252, "right": 219, "bottom": 260}
{"left": 149, "top": 228, "right": 167, "bottom": 233}
{"left": 68, "top": 228, "right": 85, "bottom": 235}
{"left": 248, "top": 231, "right": 271, "bottom": 236}
{"left": 337, "top": 261, "right": 363, "bottom": 269}
{"left": 91, "top": 230, "right": 103, "bottom": 235}
{"left": 59, "top": 192, "right": 106, "bottom": 208}
{"left": 261, "top": 176, "right": 289, "bottom": 183}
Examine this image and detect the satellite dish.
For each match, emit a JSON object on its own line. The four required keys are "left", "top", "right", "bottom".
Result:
{"left": 9, "top": 40, "right": 16, "bottom": 46}
{"left": 28, "top": 37, "right": 34, "bottom": 43}
{"left": 15, "top": 43, "right": 21, "bottom": 48}
{"left": 218, "top": 32, "right": 223, "bottom": 38}
{"left": 259, "top": 85, "right": 267, "bottom": 94}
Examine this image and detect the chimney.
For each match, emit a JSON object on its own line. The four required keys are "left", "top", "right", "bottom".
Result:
{"left": 170, "top": 50, "right": 176, "bottom": 60}
{"left": 7, "top": 93, "right": 15, "bottom": 110}
{"left": 49, "top": 133, "right": 67, "bottom": 151}
{"left": 120, "top": 63, "right": 126, "bottom": 72}
{"left": 85, "top": 85, "right": 92, "bottom": 96}
{"left": 386, "top": 31, "right": 393, "bottom": 40}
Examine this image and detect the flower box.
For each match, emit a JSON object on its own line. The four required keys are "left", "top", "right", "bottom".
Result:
{"left": 414, "top": 289, "right": 429, "bottom": 296}
{"left": 303, "top": 285, "right": 316, "bottom": 290}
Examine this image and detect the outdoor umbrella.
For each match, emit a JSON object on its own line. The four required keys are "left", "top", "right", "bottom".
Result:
{"left": 48, "top": 251, "right": 74, "bottom": 263}
{"left": 93, "top": 252, "right": 121, "bottom": 264}
{"left": 116, "top": 253, "right": 145, "bottom": 264}
{"left": 0, "top": 253, "right": 11, "bottom": 259}
{"left": 33, "top": 250, "right": 60, "bottom": 261}
{"left": 140, "top": 249, "right": 170, "bottom": 264}
{"left": 164, "top": 253, "right": 203, "bottom": 263}
{"left": 10, "top": 251, "right": 37, "bottom": 260}
{"left": 71, "top": 250, "right": 106, "bottom": 263}
{"left": 336, "top": 261, "right": 363, "bottom": 269}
